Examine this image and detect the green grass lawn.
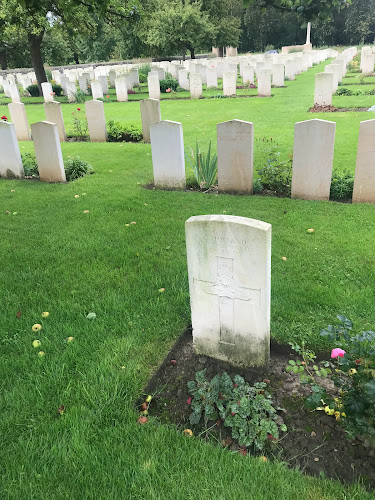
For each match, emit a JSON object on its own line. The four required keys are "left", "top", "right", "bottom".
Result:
{"left": 1, "top": 58, "right": 375, "bottom": 499}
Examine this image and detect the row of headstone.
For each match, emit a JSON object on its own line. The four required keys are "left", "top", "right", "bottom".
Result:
{"left": 6, "top": 98, "right": 107, "bottom": 143}
{"left": 149, "top": 116, "right": 375, "bottom": 204}
{"left": 314, "top": 47, "right": 357, "bottom": 106}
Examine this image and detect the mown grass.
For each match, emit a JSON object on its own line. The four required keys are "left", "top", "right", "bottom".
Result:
{"left": 1, "top": 56, "right": 375, "bottom": 499}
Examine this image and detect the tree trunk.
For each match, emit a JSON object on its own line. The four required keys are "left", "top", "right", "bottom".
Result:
{"left": 182, "top": 44, "right": 186, "bottom": 61}
{"left": 218, "top": 46, "right": 224, "bottom": 58}
{"left": 74, "top": 52, "right": 80, "bottom": 65}
{"left": 188, "top": 45, "right": 195, "bottom": 59}
{"left": 0, "top": 48, "right": 7, "bottom": 70}
{"left": 28, "top": 32, "right": 47, "bottom": 94}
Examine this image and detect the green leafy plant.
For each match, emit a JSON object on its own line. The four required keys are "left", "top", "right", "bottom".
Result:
{"left": 72, "top": 89, "right": 87, "bottom": 103}
{"left": 257, "top": 139, "right": 292, "bottom": 196}
{"left": 21, "top": 153, "right": 38, "bottom": 177}
{"left": 160, "top": 78, "right": 179, "bottom": 93}
{"left": 187, "top": 370, "right": 286, "bottom": 451}
{"left": 69, "top": 108, "right": 88, "bottom": 138}
{"left": 52, "top": 83, "right": 63, "bottom": 96}
{"left": 185, "top": 140, "right": 217, "bottom": 189}
{"left": 107, "top": 120, "right": 143, "bottom": 142}
{"left": 330, "top": 169, "right": 354, "bottom": 200}
{"left": 26, "top": 84, "right": 40, "bottom": 97}
{"left": 64, "top": 155, "right": 93, "bottom": 181}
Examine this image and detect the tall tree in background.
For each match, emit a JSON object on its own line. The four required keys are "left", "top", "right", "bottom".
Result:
{"left": 202, "top": 0, "right": 242, "bottom": 55}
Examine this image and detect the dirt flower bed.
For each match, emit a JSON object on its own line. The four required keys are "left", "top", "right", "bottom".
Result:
{"left": 142, "top": 329, "right": 375, "bottom": 489}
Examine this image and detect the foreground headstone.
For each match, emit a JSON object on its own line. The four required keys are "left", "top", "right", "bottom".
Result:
{"left": 186, "top": 214, "right": 271, "bottom": 367}
{"left": 353, "top": 119, "right": 375, "bottom": 203}
{"left": 140, "top": 98, "right": 161, "bottom": 143}
{"left": 0, "top": 121, "right": 24, "bottom": 178}
{"left": 190, "top": 73, "right": 202, "bottom": 99}
{"left": 85, "top": 100, "right": 107, "bottom": 142}
{"left": 217, "top": 120, "right": 253, "bottom": 193}
{"left": 30, "top": 121, "right": 66, "bottom": 182}
{"left": 150, "top": 120, "right": 185, "bottom": 189}
{"left": 9, "top": 84, "right": 21, "bottom": 103}
{"left": 115, "top": 78, "right": 128, "bottom": 102}
{"left": 44, "top": 101, "right": 67, "bottom": 142}
{"left": 314, "top": 72, "right": 333, "bottom": 106}
{"left": 291, "top": 119, "right": 336, "bottom": 201}
{"left": 8, "top": 102, "right": 31, "bottom": 141}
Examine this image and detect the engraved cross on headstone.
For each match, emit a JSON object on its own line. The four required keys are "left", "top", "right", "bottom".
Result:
{"left": 194, "top": 256, "right": 260, "bottom": 345}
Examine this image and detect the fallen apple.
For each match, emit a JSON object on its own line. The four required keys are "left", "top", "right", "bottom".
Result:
{"left": 137, "top": 416, "right": 148, "bottom": 425}
{"left": 32, "top": 340, "right": 41, "bottom": 348}
{"left": 145, "top": 395, "right": 152, "bottom": 403}
{"left": 38, "top": 351, "right": 45, "bottom": 357}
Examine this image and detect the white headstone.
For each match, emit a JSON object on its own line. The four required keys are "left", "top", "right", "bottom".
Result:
{"left": 41, "top": 82, "right": 54, "bottom": 102}
{"left": 30, "top": 121, "right": 66, "bottom": 182}
{"left": 98, "top": 75, "right": 109, "bottom": 94}
{"left": 352, "top": 119, "right": 375, "bottom": 204}
{"left": 206, "top": 67, "right": 218, "bottom": 88}
{"left": 150, "top": 120, "right": 185, "bottom": 189}
{"left": 242, "top": 66, "right": 255, "bottom": 85}
{"left": 66, "top": 82, "right": 77, "bottom": 103}
{"left": 258, "top": 69, "right": 272, "bottom": 97}
{"left": 324, "top": 65, "right": 339, "bottom": 93}
{"left": 291, "top": 119, "right": 336, "bottom": 200}
{"left": 115, "top": 78, "right": 128, "bottom": 102}
{"left": 147, "top": 74, "right": 160, "bottom": 100}
{"left": 178, "top": 69, "right": 190, "bottom": 90}
{"left": 44, "top": 101, "right": 67, "bottom": 142}
{"left": 90, "top": 80, "right": 103, "bottom": 100}
{"left": 272, "top": 64, "right": 285, "bottom": 87}
{"left": 186, "top": 214, "right": 271, "bottom": 367}
{"left": 9, "top": 84, "right": 21, "bottom": 103}
{"left": 79, "top": 76, "right": 89, "bottom": 94}
{"left": 85, "top": 100, "right": 107, "bottom": 142}
{"left": 190, "top": 73, "right": 202, "bottom": 99}
{"left": 8, "top": 102, "right": 31, "bottom": 141}
{"left": 0, "top": 121, "right": 24, "bottom": 178}
{"left": 223, "top": 72, "right": 237, "bottom": 96}
{"left": 140, "top": 98, "right": 161, "bottom": 143}
{"left": 217, "top": 119, "right": 253, "bottom": 193}
{"left": 314, "top": 72, "right": 333, "bottom": 106}
{"left": 60, "top": 76, "right": 69, "bottom": 95}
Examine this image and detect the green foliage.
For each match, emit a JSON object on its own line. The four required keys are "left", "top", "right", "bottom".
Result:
{"left": 330, "top": 169, "right": 354, "bottom": 200}
{"left": 257, "top": 139, "right": 292, "bottom": 196}
{"left": 52, "top": 83, "right": 63, "bottom": 97}
{"left": 187, "top": 370, "right": 286, "bottom": 450}
{"left": 185, "top": 140, "right": 217, "bottom": 189}
{"left": 253, "top": 178, "right": 263, "bottom": 194}
{"left": 26, "top": 84, "right": 40, "bottom": 97}
{"left": 159, "top": 78, "right": 179, "bottom": 93}
{"left": 69, "top": 108, "right": 88, "bottom": 138}
{"left": 72, "top": 89, "right": 88, "bottom": 103}
{"left": 64, "top": 155, "right": 94, "bottom": 182}
{"left": 107, "top": 120, "right": 143, "bottom": 142}
{"left": 21, "top": 153, "right": 38, "bottom": 178}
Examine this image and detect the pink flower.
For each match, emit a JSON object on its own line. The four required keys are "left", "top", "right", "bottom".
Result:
{"left": 331, "top": 348, "right": 346, "bottom": 359}
{"left": 1, "top": 115, "right": 7, "bottom": 121}
{"left": 186, "top": 397, "right": 192, "bottom": 405}
{"left": 166, "top": 88, "right": 171, "bottom": 93}
{"left": 106, "top": 94, "right": 109, "bottom": 98}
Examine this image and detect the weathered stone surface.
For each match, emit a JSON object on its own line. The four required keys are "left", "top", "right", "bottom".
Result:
{"left": 272, "top": 64, "right": 285, "bottom": 87}
{"left": 242, "top": 66, "right": 255, "bottom": 85}
{"left": 44, "top": 101, "right": 67, "bottom": 142}
{"left": 66, "top": 82, "right": 77, "bottom": 103}
{"left": 217, "top": 119, "right": 253, "bottom": 194}
{"left": 90, "top": 80, "right": 103, "bottom": 100}
{"left": 150, "top": 120, "right": 185, "bottom": 189}
{"left": 140, "top": 98, "right": 161, "bottom": 143}
{"left": 353, "top": 119, "right": 375, "bottom": 203}
{"left": 186, "top": 214, "right": 271, "bottom": 368}
{"left": 291, "top": 119, "right": 336, "bottom": 201}
{"left": 41, "top": 82, "right": 54, "bottom": 102}
{"left": 115, "top": 78, "right": 128, "bottom": 102}
{"left": 206, "top": 67, "right": 218, "bottom": 88}
{"left": 30, "top": 121, "right": 66, "bottom": 182}
{"left": 0, "top": 121, "right": 24, "bottom": 179}
{"left": 8, "top": 102, "right": 31, "bottom": 141}
{"left": 98, "top": 75, "right": 109, "bottom": 94}
{"left": 85, "top": 100, "right": 107, "bottom": 142}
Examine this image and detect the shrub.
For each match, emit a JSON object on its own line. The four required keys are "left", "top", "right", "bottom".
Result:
{"left": 187, "top": 370, "right": 287, "bottom": 450}
{"left": 257, "top": 139, "right": 292, "bottom": 196}
{"left": 107, "top": 120, "right": 143, "bottom": 142}
{"left": 52, "top": 83, "right": 63, "bottom": 96}
{"left": 330, "top": 169, "right": 354, "bottom": 200}
{"left": 71, "top": 89, "right": 87, "bottom": 103}
{"left": 69, "top": 108, "right": 88, "bottom": 138}
{"left": 160, "top": 78, "right": 179, "bottom": 93}
{"left": 21, "top": 153, "right": 38, "bottom": 177}
{"left": 185, "top": 140, "right": 217, "bottom": 189}
{"left": 253, "top": 178, "right": 263, "bottom": 194}
{"left": 289, "top": 315, "right": 375, "bottom": 442}
{"left": 26, "top": 84, "right": 40, "bottom": 97}
{"left": 64, "top": 155, "right": 93, "bottom": 181}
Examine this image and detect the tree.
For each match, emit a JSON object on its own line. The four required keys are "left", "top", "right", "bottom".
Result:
{"left": 202, "top": 0, "right": 242, "bottom": 55}
{"left": 142, "top": 0, "right": 217, "bottom": 59}
{"left": 0, "top": 0, "right": 140, "bottom": 92}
